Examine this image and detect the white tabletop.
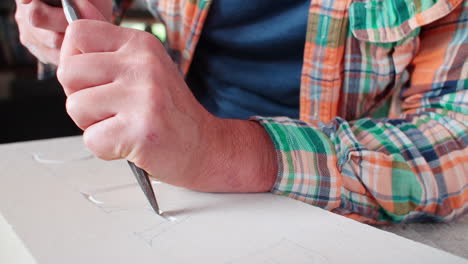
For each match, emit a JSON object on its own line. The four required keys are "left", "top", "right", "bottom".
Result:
{"left": 0, "top": 136, "right": 466, "bottom": 264}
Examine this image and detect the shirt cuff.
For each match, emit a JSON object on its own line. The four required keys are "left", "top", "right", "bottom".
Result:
{"left": 250, "top": 116, "right": 342, "bottom": 210}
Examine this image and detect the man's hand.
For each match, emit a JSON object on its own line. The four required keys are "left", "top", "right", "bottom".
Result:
{"left": 58, "top": 19, "right": 277, "bottom": 193}
{"left": 14, "top": 0, "right": 112, "bottom": 65}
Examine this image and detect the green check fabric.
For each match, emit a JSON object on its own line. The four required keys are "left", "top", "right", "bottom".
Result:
{"left": 101, "top": 0, "right": 468, "bottom": 223}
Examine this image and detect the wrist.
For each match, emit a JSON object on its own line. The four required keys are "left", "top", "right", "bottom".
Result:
{"left": 201, "top": 118, "right": 277, "bottom": 193}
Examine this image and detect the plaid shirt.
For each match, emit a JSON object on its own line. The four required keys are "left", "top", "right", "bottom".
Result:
{"left": 68, "top": 0, "right": 468, "bottom": 223}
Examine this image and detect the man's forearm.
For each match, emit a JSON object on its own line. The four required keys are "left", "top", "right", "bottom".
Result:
{"left": 196, "top": 119, "right": 278, "bottom": 193}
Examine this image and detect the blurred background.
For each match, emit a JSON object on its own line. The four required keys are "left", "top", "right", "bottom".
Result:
{"left": 0, "top": 0, "right": 164, "bottom": 144}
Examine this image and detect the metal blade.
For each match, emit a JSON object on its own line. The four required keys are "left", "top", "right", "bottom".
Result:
{"left": 128, "top": 161, "right": 160, "bottom": 214}
{"left": 61, "top": 0, "right": 80, "bottom": 23}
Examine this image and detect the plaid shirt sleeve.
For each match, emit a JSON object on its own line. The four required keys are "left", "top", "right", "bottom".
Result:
{"left": 252, "top": 2, "right": 468, "bottom": 224}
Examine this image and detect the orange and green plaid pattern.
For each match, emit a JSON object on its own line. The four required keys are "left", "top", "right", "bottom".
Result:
{"left": 104, "top": 0, "right": 468, "bottom": 223}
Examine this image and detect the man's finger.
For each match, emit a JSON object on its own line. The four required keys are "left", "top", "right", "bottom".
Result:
{"left": 28, "top": 0, "right": 68, "bottom": 32}
{"left": 19, "top": 24, "right": 60, "bottom": 64}
{"left": 26, "top": 43, "right": 60, "bottom": 64}
{"left": 66, "top": 82, "right": 123, "bottom": 130}
{"left": 58, "top": 52, "right": 121, "bottom": 95}
{"left": 34, "top": 27, "right": 64, "bottom": 49}
{"left": 19, "top": 0, "right": 33, "bottom": 4}
{"left": 83, "top": 115, "right": 129, "bottom": 161}
{"left": 61, "top": 20, "right": 130, "bottom": 56}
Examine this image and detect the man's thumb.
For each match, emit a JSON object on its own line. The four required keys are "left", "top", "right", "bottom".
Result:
{"left": 73, "top": 0, "right": 107, "bottom": 22}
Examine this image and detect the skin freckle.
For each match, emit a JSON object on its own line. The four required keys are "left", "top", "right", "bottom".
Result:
{"left": 146, "top": 132, "right": 159, "bottom": 144}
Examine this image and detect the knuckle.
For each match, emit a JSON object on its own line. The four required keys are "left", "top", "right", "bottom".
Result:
{"left": 14, "top": 9, "right": 23, "bottom": 22}
{"left": 123, "top": 53, "right": 159, "bottom": 83}
{"left": 56, "top": 64, "right": 67, "bottom": 84}
{"left": 83, "top": 131, "right": 98, "bottom": 152}
{"left": 64, "top": 23, "right": 77, "bottom": 41}
{"left": 65, "top": 94, "right": 80, "bottom": 118}
{"left": 82, "top": 130, "right": 92, "bottom": 147}
{"left": 26, "top": 45, "right": 41, "bottom": 60}
{"left": 49, "top": 33, "right": 63, "bottom": 49}
{"left": 29, "top": 5, "right": 44, "bottom": 27}
{"left": 140, "top": 31, "right": 155, "bottom": 44}
{"left": 66, "top": 21, "right": 77, "bottom": 34}
{"left": 64, "top": 21, "right": 86, "bottom": 45}
{"left": 18, "top": 33, "right": 28, "bottom": 46}
{"left": 67, "top": 20, "right": 86, "bottom": 35}
{"left": 56, "top": 56, "right": 73, "bottom": 86}
{"left": 136, "top": 54, "right": 159, "bottom": 72}
{"left": 83, "top": 131, "right": 112, "bottom": 161}
{"left": 130, "top": 30, "right": 160, "bottom": 51}
{"left": 141, "top": 31, "right": 160, "bottom": 46}
{"left": 141, "top": 32, "right": 164, "bottom": 51}
{"left": 83, "top": 132, "right": 99, "bottom": 157}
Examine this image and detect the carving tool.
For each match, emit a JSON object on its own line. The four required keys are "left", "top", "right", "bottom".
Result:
{"left": 42, "top": 0, "right": 161, "bottom": 215}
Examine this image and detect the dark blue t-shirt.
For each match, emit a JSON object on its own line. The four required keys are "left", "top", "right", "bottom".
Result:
{"left": 187, "top": 0, "right": 308, "bottom": 119}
